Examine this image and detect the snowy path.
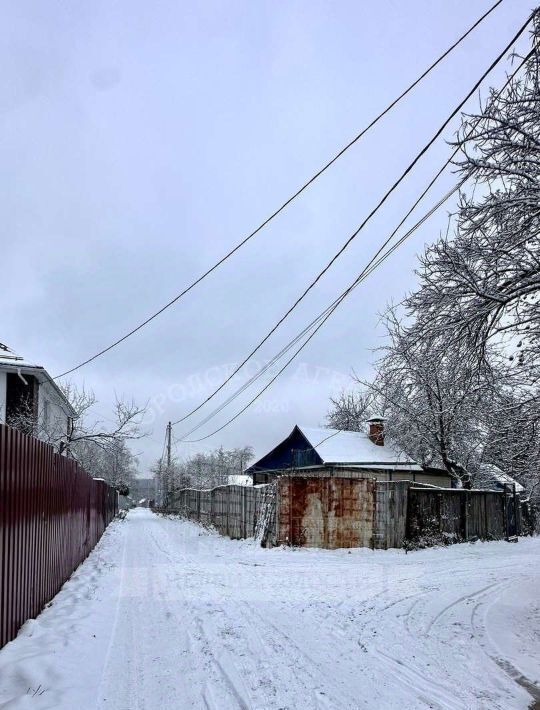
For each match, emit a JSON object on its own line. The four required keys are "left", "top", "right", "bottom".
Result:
{"left": 0, "top": 509, "right": 539, "bottom": 710}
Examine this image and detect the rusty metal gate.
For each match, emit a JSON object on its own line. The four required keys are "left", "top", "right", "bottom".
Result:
{"left": 276, "top": 476, "right": 375, "bottom": 549}
{"left": 0, "top": 424, "right": 118, "bottom": 648}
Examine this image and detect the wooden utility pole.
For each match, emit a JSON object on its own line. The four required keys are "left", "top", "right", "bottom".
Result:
{"left": 166, "top": 421, "right": 172, "bottom": 468}
{"left": 161, "top": 421, "right": 172, "bottom": 508}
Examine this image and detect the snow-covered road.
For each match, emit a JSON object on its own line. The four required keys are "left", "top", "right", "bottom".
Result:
{"left": 0, "top": 508, "right": 538, "bottom": 710}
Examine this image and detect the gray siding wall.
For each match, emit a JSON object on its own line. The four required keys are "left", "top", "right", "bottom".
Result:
{"left": 254, "top": 466, "right": 453, "bottom": 488}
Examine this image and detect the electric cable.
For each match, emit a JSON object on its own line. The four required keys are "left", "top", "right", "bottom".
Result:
{"left": 54, "top": 1, "right": 505, "bottom": 380}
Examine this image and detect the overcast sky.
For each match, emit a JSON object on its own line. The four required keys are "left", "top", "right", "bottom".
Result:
{"left": 1, "top": 0, "right": 534, "bottom": 472}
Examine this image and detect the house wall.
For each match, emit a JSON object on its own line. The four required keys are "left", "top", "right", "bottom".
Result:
{"left": 36, "top": 380, "right": 70, "bottom": 446}
{"left": 374, "top": 470, "right": 453, "bottom": 487}
{"left": 0, "top": 368, "right": 70, "bottom": 448}
{"left": 253, "top": 466, "right": 453, "bottom": 488}
{"left": 416, "top": 472, "right": 453, "bottom": 487}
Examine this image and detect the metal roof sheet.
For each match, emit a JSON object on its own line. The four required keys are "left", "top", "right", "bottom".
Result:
{"left": 297, "top": 425, "right": 422, "bottom": 470}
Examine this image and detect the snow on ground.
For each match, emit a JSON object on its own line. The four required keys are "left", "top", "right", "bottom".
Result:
{"left": 0, "top": 508, "right": 539, "bottom": 710}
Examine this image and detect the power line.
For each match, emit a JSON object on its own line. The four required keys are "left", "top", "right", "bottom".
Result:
{"left": 179, "top": 188, "right": 457, "bottom": 443}
{"left": 171, "top": 8, "right": 532, "bottom": 428}
{"left": 176, "top": 35, "right": 538, "bottom": 443}
{"left": 176, "top": 173, "right": 463, "bottom": 440}
{"left": 177, "top": 179, "right": 461, "bottom": 443}
{"left": 54, "top": 1, "right": 505, "bottom": 381}
{"left": 173, "top": 167, "right": 455, "bottom": 429}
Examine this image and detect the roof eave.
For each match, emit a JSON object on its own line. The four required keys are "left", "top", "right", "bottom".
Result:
{"left": 0, "top": 362, "right": 77, "bottom": 417}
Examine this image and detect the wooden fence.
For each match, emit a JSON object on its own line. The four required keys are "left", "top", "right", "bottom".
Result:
{"left": 406, "top": 485, "right": 521, "bottom": 544}
{"left": 373, "top": 481, "right": 410, "bottom": 549}
{"left": 163, "top": 476, "right": 525, "bottom": 551}
{"left": 167, "top": 484, "right": 272, "bottom": 540}
{"left": 0, "top": 424, "right": 118, "bottom": 648}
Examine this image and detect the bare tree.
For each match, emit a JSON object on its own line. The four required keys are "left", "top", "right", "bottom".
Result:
{"left": 153, "top": 445, "right": 254, "bottom": 501}
{"left": 8, "top": 381, "right": 145, "bottom": 495}
{"left": 64, "top": 385, "right": 145, "bottom": 492}
{"left": 407, "top": 30, "right": 540, "bottom": 381}
{"left": 6, "top": 380, "right": 145, "bottom": 463}
{"left": 75, "top": 438, "right": 138, "bottom": 493}
{"left": 358, "top": 309, "right": 500, "bottom": 488}
{"left": 5, "top": 395, "right": 39, "bottom": 437}
{"left": 326, "top": 390, "right": 374, "bottom": 432}
{"left": 326, "top": 30, "right": 540, "bottom": 497}
{"left": 60, "top": 383, "right": 145, "bottom": 452}
{"left": 480, "top": 389, "right": 540, "bottom": 500}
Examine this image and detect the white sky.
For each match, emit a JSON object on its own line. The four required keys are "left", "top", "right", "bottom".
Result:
{"left": 1, "top": 0, "right": 533, "bottom": 470}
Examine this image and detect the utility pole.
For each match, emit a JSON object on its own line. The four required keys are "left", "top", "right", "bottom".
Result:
{"left": 162, "top": 421, "right": 172, "bottom": 508}
{"left": 166, "top": 421, "right": 172, "bottom": 468}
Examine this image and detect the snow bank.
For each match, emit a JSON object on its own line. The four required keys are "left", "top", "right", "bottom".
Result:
{"left": 0, "top": 509, "right": 538, "bottom": 709}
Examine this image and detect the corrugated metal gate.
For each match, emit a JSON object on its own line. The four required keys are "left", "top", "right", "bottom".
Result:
{"left": 277, "top": 476, "right": 375, "bottom": 549}
{"left": 0, "top": 424, "right": 118, "bottom": 648}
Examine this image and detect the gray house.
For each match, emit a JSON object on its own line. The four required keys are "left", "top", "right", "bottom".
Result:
{"left": 247, "top": 419, "right": 453, "bottom": 488}
{"left": 0, "top": 342, "right": 76, "bottom": 451}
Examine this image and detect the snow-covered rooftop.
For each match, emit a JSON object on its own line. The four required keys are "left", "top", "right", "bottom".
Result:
{"left": 479, "top": 463, "right": 525, "bottom": 493}
{"left": 0, "top": 342, "right": 76, "bottom": 416}
{"left": 0, "top": 342, "right": 41, "bottom": 369}
{"left": 296, "top": 425, "right": 422, "bottom": 470}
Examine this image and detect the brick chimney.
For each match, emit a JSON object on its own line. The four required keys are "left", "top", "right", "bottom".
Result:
{"left": 367, "top": 416, "right": 385, "bottom": 446}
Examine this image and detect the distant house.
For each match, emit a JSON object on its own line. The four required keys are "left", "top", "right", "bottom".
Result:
{"left": 477, "top": 463, "right": 525, "bottom": 495}
{"left": 246, "top": 418, "right": 453, "bottom": 488}
{"left": 0, "top": 343, "right": 76, "bottom": 451}
{"left": 227, "top": 474, "right": 252, "bottom": 486}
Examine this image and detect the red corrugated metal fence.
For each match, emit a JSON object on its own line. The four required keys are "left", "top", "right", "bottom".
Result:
{"left": 0, "top": 424, "right": 118, "bottom": 648}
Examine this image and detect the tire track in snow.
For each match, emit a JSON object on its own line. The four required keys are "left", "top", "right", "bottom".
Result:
{"left": 470, "top": 578, "right": 540, "bottom": 707}
{"left": 97, "top": 514, "right": 213, "bottom": 709}
{"left": 149, "top": 520, "right": 293, "bottom": 709}
{"left": 340, "top": 589, "right": 463, "bottom": 709}
{"left": 92, "top": 514, "right": 540, "bottom": 710}
{"left": 238, "top": 600, "right": 366, "bottom": 709}
{"left": 371, "top": 649, "right": 463, "bottom": 710}
{"left": 146, "top": 519, "right": 253, "bottom": 708}
{"left": 424, "top": 580, "right": 505, "bottom": 636}
{"left": 150, "top": 519, "right": 355, "bottom": 708}
{"left": 95, "top": 522, "right": 128, "bottom": 705}
{"left": 420, "top": 575, "right": 533, "bottom": 709}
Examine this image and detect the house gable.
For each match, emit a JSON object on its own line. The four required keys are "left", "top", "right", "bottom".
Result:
{"left": 246, "top": 425, "right": 323, "bottom": 474}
